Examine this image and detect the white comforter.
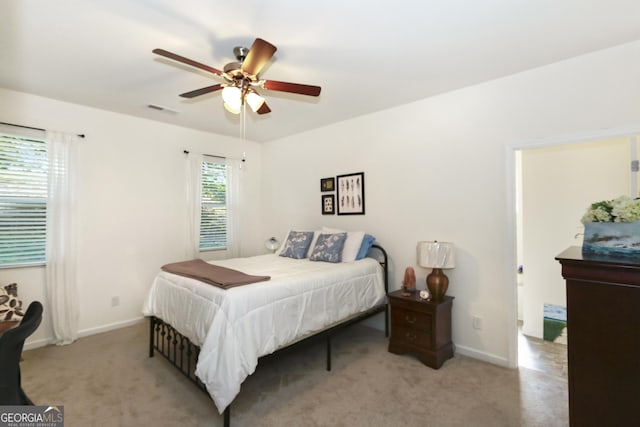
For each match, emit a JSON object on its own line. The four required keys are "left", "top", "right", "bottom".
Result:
{"left": 141, "top": 254, "right": 386, "bottom": 413}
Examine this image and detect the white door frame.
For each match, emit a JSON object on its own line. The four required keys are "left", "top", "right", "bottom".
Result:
{"left": 504, "top": 124, "right": 640, "bottom": 368}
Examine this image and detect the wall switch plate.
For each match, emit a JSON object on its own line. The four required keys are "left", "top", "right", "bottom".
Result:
{"left": 111, "top": 296, "right": 120, "bottom": 307}
{"left": 472, "top": 315, "right": 483, "bottom": 330}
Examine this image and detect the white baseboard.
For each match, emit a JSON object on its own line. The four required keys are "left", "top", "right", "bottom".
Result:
{"left": 23, "top": 338, "right": 52, "bottom": 351}
{"left": 77, "top": 316, "right": 145, "bottom": 339}
{"left": 23, "top": 316, "right": 146, "bottom": 351}
{"left": 454, "top": 344, "right": 511, "bottom": 368}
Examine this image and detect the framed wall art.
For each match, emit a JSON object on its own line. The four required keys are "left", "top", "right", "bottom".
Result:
{"left": 322, "top": 194, "right": 335, "bottom": 215}
{"left": 320, "top": 177, "right": 335, "bottom": 192}
{"left": 336, "top": 172, "right": 365, "bottom": 215}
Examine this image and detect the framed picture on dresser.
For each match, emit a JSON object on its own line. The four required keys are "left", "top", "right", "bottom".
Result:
{"left": 336, "top": 172, "right": 365, "bottom": 215}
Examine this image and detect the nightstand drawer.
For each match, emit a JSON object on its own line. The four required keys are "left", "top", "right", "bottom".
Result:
{"left": 391, "top": 307, "right": 432, "bottom": 332}
{"left": 391, "top": 324, "right": 433, "bottom": 349}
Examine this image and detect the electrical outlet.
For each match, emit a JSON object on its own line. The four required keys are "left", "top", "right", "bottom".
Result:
{"left": 111, "top": 296, "right": 120, "bottom": 307}
{"left": 472, "top": 315, "right": 483, "bottom": 330}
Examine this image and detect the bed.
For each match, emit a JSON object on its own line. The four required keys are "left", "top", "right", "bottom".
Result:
{"left": 142, "top": 237, "right": 389, "bottom": 427}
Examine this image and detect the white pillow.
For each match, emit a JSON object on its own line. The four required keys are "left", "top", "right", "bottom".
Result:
{"left": 321, "top": 227, "right": 365, "bottom": 262}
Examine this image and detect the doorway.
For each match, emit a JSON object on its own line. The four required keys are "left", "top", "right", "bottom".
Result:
{"left": 514, "top": 135, "right": 637, "bottom": 374}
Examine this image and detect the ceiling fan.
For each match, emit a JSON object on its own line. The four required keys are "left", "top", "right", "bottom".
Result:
{"left": 153, "top": 38, "right": 321, "bottom": 115}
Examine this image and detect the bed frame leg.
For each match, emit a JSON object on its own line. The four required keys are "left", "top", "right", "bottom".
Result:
{"left": 223, "top": 406, "right": 230, "bottom": 427}
{"left": 326, "top": 335, "right": 332, "bottom": 371}
{"left": 149, "top": 317, "right": 155, "bottom": 357}
{"left": 385, "top": 304, "right": 389, "bottom": 338}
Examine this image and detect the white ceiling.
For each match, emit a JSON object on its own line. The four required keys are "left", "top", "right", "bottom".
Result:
{"left": 1, "top": 1, "right": 639, "bottom": 142}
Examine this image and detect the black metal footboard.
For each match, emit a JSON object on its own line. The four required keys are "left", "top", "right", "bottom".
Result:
{"left": 148, "top": 316, "right": 206, "bottom": 392}
{"left": 149, "top": 316, "right": 232, "bottom": 425}
{"left": 149, "top": 307, "right": 384, "bottom": 427}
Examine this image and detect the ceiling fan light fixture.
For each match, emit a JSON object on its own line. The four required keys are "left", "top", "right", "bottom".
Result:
{"left": 223, "top": 101, "right": 241, "bottom": 115}
{"left": 246, "top": 91, "right": 265, "bottom": 113}
{"left": 222, "top": 86, "right": 242, "bottom": 113}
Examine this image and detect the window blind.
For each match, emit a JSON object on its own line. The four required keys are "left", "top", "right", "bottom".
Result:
{"left": 0, "top": 133, "right": 48, "bottom": 266}
{"left": 200, "top": 159, "right": 227, "bottom": 251}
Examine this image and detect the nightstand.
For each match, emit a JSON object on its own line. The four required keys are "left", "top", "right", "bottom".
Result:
{"left": 387, "top": 290, "right": 453, "bottom": 369}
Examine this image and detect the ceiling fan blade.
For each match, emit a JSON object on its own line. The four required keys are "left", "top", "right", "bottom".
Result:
{"left": 179, "top": 84, "right": 224, "bottom": 98}
{"left": 241, "top": 38, "right": 277, "bottom": 77}
{"left": 262, "top": 80, "right": 321, "bottom": 97}
{"left": 256, "top": 102, "right": 271, "bottom": 115}
{"left": 153, "top": 48, "right": 222, "bottom": 76}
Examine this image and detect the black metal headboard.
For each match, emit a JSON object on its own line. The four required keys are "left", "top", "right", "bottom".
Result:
{"left": 368, "top": 243, "right": 389, "bottom": 294}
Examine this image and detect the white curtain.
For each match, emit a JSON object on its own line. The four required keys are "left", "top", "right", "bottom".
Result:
{"left": 225, "top": 158, "right": 242, "bottom": 258}
{"left": 45, "top": 131, "right": 79, "bottom": 345}
{"left": 186, "top": 153, "right": 203, "bottom": 259}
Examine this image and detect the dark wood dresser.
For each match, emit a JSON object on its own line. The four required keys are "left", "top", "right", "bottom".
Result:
{"left": 556, "top": 246, "right": 640, "bottom": 427}
{"left": 387, "top": 290, "right": 453, "bottom": 368}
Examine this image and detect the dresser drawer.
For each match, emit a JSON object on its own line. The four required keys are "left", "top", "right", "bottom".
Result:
{"left": 391, "top": 306, "right": 432, "bottom": 332}
{"left": 391, "top": 324, "right": 433, "bottom": 349}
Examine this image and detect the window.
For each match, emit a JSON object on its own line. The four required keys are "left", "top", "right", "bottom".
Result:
{"left": 200, "top": 158, "right": 227, "bottom": 251}
{"left": 0, "top": 133, "right": 48, "bottom": 266}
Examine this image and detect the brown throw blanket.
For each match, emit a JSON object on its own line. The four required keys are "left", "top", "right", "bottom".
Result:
{"left": 161, "top": 259, "right": 270, "bottom": 289}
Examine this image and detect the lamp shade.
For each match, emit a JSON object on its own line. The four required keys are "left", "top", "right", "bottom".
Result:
{"left": 265, "top": 237, "right": 280, "bottom": 251}
{"left": 222, "top": 86, "right": 242, "bottom": 114}
{"left": 246, "top": 91, "right": 265, "bottom": 112}
{"left": 417, "top": 241, "right": 455, "bottom": 269}
{"left": 223, "top": 101, "right": 241, "bottom": 114}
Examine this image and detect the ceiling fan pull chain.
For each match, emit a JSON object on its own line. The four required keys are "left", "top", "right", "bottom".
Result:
{"left": 241, "top": 102, "right": 246, "bottom": 142}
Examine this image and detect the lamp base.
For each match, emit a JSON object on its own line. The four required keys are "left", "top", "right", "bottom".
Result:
{"left": 426, "top": 268, "right": 449, "bottom": 301}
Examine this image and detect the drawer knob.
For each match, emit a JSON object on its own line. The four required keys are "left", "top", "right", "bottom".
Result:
{"left": 405, "top": 332, "right": 417, "bottom": 341}
{"left": 405, "top": 314, "right": 417, "bottom": 324}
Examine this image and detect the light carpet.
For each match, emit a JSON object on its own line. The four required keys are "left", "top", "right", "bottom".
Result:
{"left": 20, "top": 322, "right": 568, "bottom": 426}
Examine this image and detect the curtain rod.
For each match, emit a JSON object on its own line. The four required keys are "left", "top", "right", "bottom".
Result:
{"left": 183, "top": 150, "right": 246, "bottom": 162}
{"left": 183, "top": 150, "right": 224, "bottom": 159}
{"left": 0, "top": 121, "right": 85, "bottom": 138}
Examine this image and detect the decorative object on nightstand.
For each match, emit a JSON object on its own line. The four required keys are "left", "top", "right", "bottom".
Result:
{"left": 388, "top": 289, "right": 453, "bottom": 368}
{"left": 401, "top": 267, "right": 416, "bottom": 295}
{"left": 265, "top": 237, "right": 279, "bottom": 253}
{"left": 417, "top": 241, "right": 455, "bottom": 301}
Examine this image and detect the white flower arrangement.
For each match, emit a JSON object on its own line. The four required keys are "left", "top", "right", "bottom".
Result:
{"left": 581, "top": 196, "right": 640, "bottom": 223}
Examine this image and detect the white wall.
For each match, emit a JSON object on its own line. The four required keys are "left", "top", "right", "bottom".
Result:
{"left": 261, "top": 40, "right": 640, "bottom": 367}
{"left": 0, "top": 88, "right": 264, "bottom": 347}
{"left": 520, "top": 138, "right": 631, "bottom": 339}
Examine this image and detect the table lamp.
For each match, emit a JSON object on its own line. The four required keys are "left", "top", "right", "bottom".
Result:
{"left": 265, "top": 237, "right": 280, "bottom": 253}
{"left": 417, "top": 241, "right": 455, "bottom": 301}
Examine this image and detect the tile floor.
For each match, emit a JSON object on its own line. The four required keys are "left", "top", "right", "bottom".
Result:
{"left": 518, "top": 323, "right": 568, "bottom": 379}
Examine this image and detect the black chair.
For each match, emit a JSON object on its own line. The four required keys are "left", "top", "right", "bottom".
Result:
{"left": 0, "top": 301, "right": 43, "bottom": 405}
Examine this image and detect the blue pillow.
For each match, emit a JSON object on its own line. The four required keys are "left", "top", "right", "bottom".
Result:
{"left": 309, "top": 233, "right": 347, "bottom": 263}
{"left": 355, "top": 234, "right": 376, "bottom": 260}
{"left": 279, "top": 231, "right": 315, "bottom": 259}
